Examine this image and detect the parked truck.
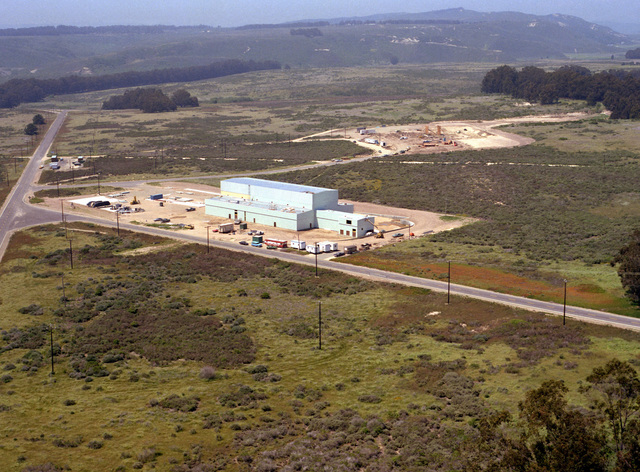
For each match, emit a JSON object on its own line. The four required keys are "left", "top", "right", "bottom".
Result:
{"left": 364, "top": 138, "right": 379, "bottom": 145}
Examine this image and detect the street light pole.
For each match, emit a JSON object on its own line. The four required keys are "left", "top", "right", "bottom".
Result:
{"left": 206, "top": 226, "right": 210, "bottom": 254}
{"left": 97, "top": 172, "right": 101, "bottom": 195}
{"left": 116, "top": 210, "right": 120, "bottom": 236}
{"left": 68, "top": 239, "right": 73, "bottom": 269}
{"left": 315, "top": 250, "right": 318, "bottom": 277}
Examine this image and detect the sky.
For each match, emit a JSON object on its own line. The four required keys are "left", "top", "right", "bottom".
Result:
{"left": 2, "top": 0, "right": 638, "bottom": 30}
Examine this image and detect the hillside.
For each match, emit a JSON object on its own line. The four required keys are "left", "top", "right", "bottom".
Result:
{"left": 0, "top": 8, "right": 630, "bottom": 81}
{"left": 1, "top": 224, "right": 640, "bottom": 471}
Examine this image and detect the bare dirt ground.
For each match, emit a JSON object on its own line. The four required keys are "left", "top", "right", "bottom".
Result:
{"left": 306, "top": 112, "right": 593, "bottom": 156}
{"left": 42, "top": 180, "right": 471, "bottom": 257}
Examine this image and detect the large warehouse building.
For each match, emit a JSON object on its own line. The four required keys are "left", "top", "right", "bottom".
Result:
{"left": 205, "top": 178, "right": 375, "bottom": 237}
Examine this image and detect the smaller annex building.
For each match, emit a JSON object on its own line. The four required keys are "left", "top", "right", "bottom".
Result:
{"left": 205, "top": 178, "right": 374, "bottom": 237}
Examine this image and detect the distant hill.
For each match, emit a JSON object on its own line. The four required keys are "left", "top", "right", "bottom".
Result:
{"left": 0, "top": 8, "right": 631, "bottom": 81}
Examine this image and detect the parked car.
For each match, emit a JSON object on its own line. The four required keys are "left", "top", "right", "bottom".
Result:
{"left": 334, "top": 252, "right": 345, "bottom": 257}
{"left": 255, "top": 230, "right": 264, "bottom": 235}
{"left": 239, "top": 241, "right": 249, "bottom": 245}
{"left": 186, "top": 207, "right": 196, "bottom": 212}
{"left": 392, "top": 232, "right": 404, "bottom": 238}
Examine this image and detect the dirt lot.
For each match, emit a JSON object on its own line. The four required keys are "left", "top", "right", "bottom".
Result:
{"left": 43, "top": 180, "right": 471, "bottom": 257}
{"left": 308, "top": 112, "right": 592, "bottom": 157}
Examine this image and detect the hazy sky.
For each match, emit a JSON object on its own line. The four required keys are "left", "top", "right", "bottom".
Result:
{"left": 2, "top": 0, "right": 638, "bottom": 29}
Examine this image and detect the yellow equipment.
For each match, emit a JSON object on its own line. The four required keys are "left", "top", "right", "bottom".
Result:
{"left": 130, "top": 196, "right": 140, "bottom": 205}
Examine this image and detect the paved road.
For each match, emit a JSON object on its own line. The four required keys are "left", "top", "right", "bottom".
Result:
{"left": 2, "top": 111, "right": 639, "bottom": 332}
{"left": 0, "top": 111, "right": 68, "bottom": 256}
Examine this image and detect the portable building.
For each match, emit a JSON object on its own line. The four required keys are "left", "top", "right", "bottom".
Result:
{"left": 306, "top": 243, "right": 321, "bottom": 254}
{"left": 291, "top": 239, "right": 306, "bottom": 250}
{"left": 149, "top": 194, "right": 163, "bottom": 200}
{"left": 364, "top": 138, "right": 379, "bottom": 144}
{"left": 218, "top": 222, "right": 234, "bottom": 233}
{"left": 318, "top": 241, "right": 338, "bottom": 252}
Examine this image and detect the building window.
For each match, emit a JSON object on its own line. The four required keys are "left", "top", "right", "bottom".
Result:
{"left": 228, "top": 214, "right": 231, "bottom": 219}
{"left": 340, "top": 229, "right": 344, "bottom": 235}
{"left": 346, "top": 219, "right": 352, "bottom": 225}
{"left": 253, "top": 218, "right": 256, "bottom": 223}
{"left": 352, "top": 230, "right": 356, "bottom": 237}
{"left": 273, "top": 222, "right": 277, "bottom": 227}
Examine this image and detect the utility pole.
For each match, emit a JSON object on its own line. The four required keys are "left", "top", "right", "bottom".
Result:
{"left": 318, "top": 302, "right": 322, "bottom": 350}
{"left": 447, "top": 261, "right": 451, "bottom": 305}
{"left": 68, "top": 239, "right": 73, "bottom": 269}
{"left": 563, "top": 279, "right": 567, "bottom": 326}
{"left": 50, "top": 325, "right": 55, "bottom": 375}
{"left": 61, "top": 273, "right": 66, "bottom": 306}
{"left": 56, "top": 178, "right": 60, "bottom": 198}
{"left": 315, "top": 249, "right": 318, "bottom": 277}
{"left": 116, "top": 210, "right": 120, "bottom": 236}
{"left": 206, "top": 226, "right": 211, "bottom": 254}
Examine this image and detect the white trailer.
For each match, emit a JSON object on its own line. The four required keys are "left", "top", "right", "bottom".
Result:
{"left": 306, "top": 243, "right": 321, "bottom": 254}
{"left": 318, "top": 241, "right": 338, "bottom": 252}
{"left": 291, "top": 239, "right": 306, "bottom": 250}
{"left": 364, "top": 138, "right": 379, "bottom": 145}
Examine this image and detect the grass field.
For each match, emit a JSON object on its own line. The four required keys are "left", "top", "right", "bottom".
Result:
{"left": 1, "top": 224, "right": 640, "bottom": 471}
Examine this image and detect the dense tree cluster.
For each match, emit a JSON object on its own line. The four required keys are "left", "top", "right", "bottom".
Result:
{"left": 0, "top": 59, "right": 280, "bottom": 109}
{"left": 625, "top": 48, "right": 640, "bottom": 59}
{"left": 616, "top": 229, "right": 640, "bottom": 303}
{"left": 290, "top": 28, "right": 323, "bottom": 38}
{"left": 237, "top": 21, "right": 329, "bottom": 30}
{"left": 102, "top": 88, "right": 199, "bottom": 113}
{"left": 0, "top": 25, "right": 183, "bottom": 36}
{"left": 482, "top": 65, "right": 640, "bottom": 118}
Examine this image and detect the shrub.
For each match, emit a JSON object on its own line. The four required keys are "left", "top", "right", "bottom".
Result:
{"left": 199, "top": 366, "right": 217, "bottom": 380}
{"left": 358, "top": 395, "right": 382, "bottom": 404}
{"left": 18, "top": 304, "right": 44, "bottom": 316}
{"left": 87, "top": 440, "right": 103, "bottom": 449}
{"left": 260, "top": 292, "right": 271, "bottom": 299}
{"left": 157, "top": 394, "right": 199, "bottom": 412}
{"left": 63, "top": 399, "right": 76, "bottom": 406}
{"left": 1, "top": 374, "right": 13, "bottom": 383}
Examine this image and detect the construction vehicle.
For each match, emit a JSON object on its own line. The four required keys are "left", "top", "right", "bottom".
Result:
{"left": 365, "top": 217, "right": 385, "bottom": 238}
{"left": 130, "top": 196, "right": 140, "bottom": 205}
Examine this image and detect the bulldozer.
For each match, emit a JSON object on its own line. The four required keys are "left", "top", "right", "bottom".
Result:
{"left": 130, "top": 196, "right": 140, "bottom": 205}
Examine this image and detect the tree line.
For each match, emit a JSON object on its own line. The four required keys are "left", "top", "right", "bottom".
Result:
{"left": 0, "top": 59, "right": 280, "bottom": 109}
{"left": 0, "top": 25, "right": 191, "bottom": 37}
{"left": 102, "top": 88, "right": 199, "bottom": 113}
{"left": 481, "top": 65, "right": 640, "bottom": 118}
{"left": 626, "top": 48, "right": 640, "bottom": 59}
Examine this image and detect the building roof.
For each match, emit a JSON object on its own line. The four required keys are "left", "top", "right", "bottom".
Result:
{"left": 224, "top": 177, "right": 332, "bottom": 195}
{"left": 206, "top": 195, "right": 309, "bottom": 214}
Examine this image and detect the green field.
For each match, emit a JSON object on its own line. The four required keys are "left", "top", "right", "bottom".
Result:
{"left": 1, "top": 224, "right": 640, "bottom": 471}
